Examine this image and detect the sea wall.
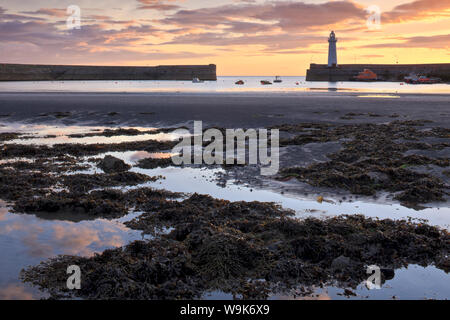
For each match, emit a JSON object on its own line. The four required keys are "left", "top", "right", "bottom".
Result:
{"left": 0, "top": 63, "right": 217, "bottom": 81}
{"left": 306, "top": 63, "right": 450, "bottom": 82}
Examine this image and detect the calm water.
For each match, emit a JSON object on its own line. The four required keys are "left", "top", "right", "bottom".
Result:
{"left": 0, "top": 76, "right": 449, "bottom": 94}
{"left": 0, "top": 123, "right": 449, "bottom": 300}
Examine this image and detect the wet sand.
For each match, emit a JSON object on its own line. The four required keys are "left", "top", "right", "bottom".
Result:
{"left": 0, "top": 92, "right": 449, "bottom": 128}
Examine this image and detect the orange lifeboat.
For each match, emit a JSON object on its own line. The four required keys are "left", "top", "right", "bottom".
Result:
{"left": 354, "top": 69, "right": 378, "bottom": 81}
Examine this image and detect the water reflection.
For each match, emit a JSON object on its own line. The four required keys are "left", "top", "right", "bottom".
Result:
{"left": 1, "top": 123, "right": 182, "bottom": 146}
{"left": 126, "top": 166, "right": 450, "bottom": 230}
{"left": 0, "top": 201, "right": 147, "bottom": 300}
{"left": 0, "top": 284, "right": 35, "bottom": 300}
{"left": 0, "top": 77, "right": 449, "bottom": 94}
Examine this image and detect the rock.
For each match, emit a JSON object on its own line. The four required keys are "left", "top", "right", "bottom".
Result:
{"left": 136, "top": 157, "right": 172, "bottom": 169}
{"left": 98, "top": 155, "right": 131, "bottom": 173}
{"left": 331, "top": 255, "right": 352, "bottom": 271}
{"left": 380, "top": 268, "right": 395, "bottom": 280}
{"left": 344, "top": 288, "right": 357, "bottom": 296}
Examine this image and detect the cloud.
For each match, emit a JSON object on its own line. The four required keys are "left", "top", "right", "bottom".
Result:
{"left": 0, "top": 6, "right": 46, "bottom": 21}
{"left": 0, "top": 1, "right": 449, "bottom": 67}
{"left": 251, "top": 1, "right": 366, "bottom": 31}
{"left": 159, "top": 1, "right": 367, "bottom": 32}
{"left": 384, "top": 0, "right": 450, "bottom": 23}
{"left": 21, "top": 8, "right": 67, "bottom": 18}
{"left": 0, "top": 17, "right": 215, "bottom": 65}
{"left": 0, "top": 21, "right": 66, "bottom": 45}
{"left": 154, "top": 1, "right": 367, "bottom": 52}
{"left": 137, "top": 0, "right": 181, "bottom": 11}
{"left": 0, "top": 214, "right": 135, "bottom": 258}
{"left": 160, "top": 32, "right": 324, "bottom": 51}
{"left": 362, "top": 34, "right": 450, "bottom": 49}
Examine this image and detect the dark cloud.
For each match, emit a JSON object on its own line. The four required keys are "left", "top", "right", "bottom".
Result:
{"left": 0, "top": 21, "right": 65, "bottom": 44}
{"left": 0, "top": 6, "right": 46, "bottom": 21}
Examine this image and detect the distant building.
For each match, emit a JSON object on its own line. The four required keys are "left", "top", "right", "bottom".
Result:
{"left": 328, "top": 31, "right": 337, "bottom": 68}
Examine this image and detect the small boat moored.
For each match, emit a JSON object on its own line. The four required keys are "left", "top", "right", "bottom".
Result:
{"left": 404, "top": 74, "right": 441, "bottom": 84}
{"left": 404, "top": 73, "right": 419, "bottom": 84}
{"left": 260, "top": 80, "right": 272, "bottom": 85}
{"left": 235, "top": 80, "right": 245, "bottom": 85}
{"left": 274, "top": 76, "right": 282, "bottom": 83}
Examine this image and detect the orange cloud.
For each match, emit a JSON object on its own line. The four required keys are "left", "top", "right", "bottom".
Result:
{"left": 22, "top": 8, "right": 67, "bottom": 18}
{"left": 363, "top": 34, "right": 450, "bottom": 49}
{"left": 137, "top": 0, "right": 181, "bottom": 11}
{"left": 384, "top": 0, "right": 450, "bottom": 23}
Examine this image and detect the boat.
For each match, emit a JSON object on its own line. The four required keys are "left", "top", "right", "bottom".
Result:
{"left": 404, "top": 74, "right": 441, "bottom": 84}
{"left": 354, "top": 69, "right": 378, "bottom": 81}
{"left": 260, "top": 80, "right": 272, "bottom": 85}
{"left": 274, "top": 76, "right": 282, "bottom": 83}
{"left": 192, "top": 77, "right": 204, "bottom": 83}
{"left": 235, "top": 80, "right": 245, "bottom": 85}
{"left": 404, "top": 73, "right": 418, "bottom": 84}
{"left": 418, "top": 75, "right": 441, "bottom": 84}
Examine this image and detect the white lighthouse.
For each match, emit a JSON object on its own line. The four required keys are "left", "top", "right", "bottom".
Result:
{"left": 328, "top": 31, "right": 337, "bottom": 68}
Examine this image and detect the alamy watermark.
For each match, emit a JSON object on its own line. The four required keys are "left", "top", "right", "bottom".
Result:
{"left": 67, "top": 265, "right": 81, "bottom": 290}
{"left": 366, "top": 265, "right": 381, "bottom": 289}
{"left": 171, "top": 121, "right": 279, "bottom": 176}
{"left": 366, "top": 5, "right": 381, "bottom": 30}
{"left": 67, "top": 5, "right": 81, "bottom": 30}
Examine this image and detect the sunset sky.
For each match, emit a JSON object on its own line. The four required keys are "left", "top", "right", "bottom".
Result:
{"left": 0, "top": 0, "right": 449, "bottom": 75}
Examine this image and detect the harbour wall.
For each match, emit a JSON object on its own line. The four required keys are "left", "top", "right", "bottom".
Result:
{"left": 0, "top": 63, "right": 217, "bottom": 81}
{"left": 306, "top": 63, "right": 450, "bottom": 82}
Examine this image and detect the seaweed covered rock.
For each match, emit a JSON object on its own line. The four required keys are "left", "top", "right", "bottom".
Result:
{"left": 22, "top": 194, "right": 450, "bottom": 299}
{"left": 98, "top": 155, "right": 130, "bottom": 173}
{"left": 277, "top": 120, "right": 450, "bottom": 206}
{"left": 21, "top": 239, "right": 203, "bottom": 300}
{"left": 13, "top": 187, "right": 182, "bottom": 218}
{"left": 13, "top": 189, "right": 129, "bottom": 217}
{"left": 61, "top": 172, "right": 157, "bottom": 193}
{"left": 136, "top": 157, "right": 173, "bottom": 169}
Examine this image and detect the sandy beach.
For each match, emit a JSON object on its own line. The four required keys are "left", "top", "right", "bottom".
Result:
{"left": 0, "top": 92, "right": 449, "bottom": 128}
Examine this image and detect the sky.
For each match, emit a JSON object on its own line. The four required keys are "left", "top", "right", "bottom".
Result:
{"left": 0, "top": 0, "right": 449, "bottom": 75}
